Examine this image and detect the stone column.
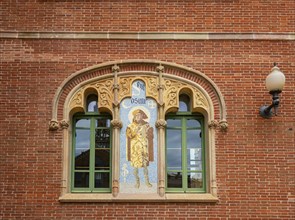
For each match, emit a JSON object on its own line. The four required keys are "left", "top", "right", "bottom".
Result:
{"left": 111, "top": 64, "right": 122, "bottom": 197}
{"left": 156, "top": 64, "right": 166, "bottom": 197}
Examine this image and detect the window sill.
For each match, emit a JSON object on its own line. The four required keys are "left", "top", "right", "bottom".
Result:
{"left": 59, "top": 193, "right": 218, "bottom": 203}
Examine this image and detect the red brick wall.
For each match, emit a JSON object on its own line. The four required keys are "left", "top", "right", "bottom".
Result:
{"left": 1, "top": 1, "right": 295, "bottom": 219}
{"left": 1, "top": 0, "right": 294, "bottom": 32}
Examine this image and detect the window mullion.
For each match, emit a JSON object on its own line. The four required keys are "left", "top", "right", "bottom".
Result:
{"left": 182, "top": 118, "right": 187, "bottom": 192}
{"left": 89, "top": 118, "right": 95, "bottom": 191}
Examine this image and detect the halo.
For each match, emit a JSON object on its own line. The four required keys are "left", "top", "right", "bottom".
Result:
{"left": 128, "top": 106, "right": 150, "bottom": 123}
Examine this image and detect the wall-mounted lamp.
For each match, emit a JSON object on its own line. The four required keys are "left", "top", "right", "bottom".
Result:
{"left": 259, "top": 63, "right": 286, "bottom": 119}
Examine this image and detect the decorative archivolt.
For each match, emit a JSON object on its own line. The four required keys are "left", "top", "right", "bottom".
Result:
{"left": 163, "top": 79, "right": 209, "bottom": 114}
{"left": 118, "top": 76, "right": 158, "bottom": 101}
{"left": 49, "top": 60, "right": 228, "bottom": 132}
{"left": 69, "top": 79, "right": 114, "bottom": 115}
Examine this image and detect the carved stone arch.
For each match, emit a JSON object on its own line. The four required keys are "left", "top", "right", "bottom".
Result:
{"left": 49, "top": 59, "right": 227, "bottom": 131}
{"left": 68, "top": 80, "right": 113, "bottom": 117}
{"left": 163, "top": 77, "right": 210, "bottom": 115}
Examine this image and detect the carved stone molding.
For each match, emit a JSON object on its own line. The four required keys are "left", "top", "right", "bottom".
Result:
{"left": 155, "top": 119, "right": 167, "bottom": 129}
{"left": 111, "top": 119, "right": 123, "bottom": 129}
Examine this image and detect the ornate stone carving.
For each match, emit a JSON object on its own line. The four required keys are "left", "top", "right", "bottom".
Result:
{"left": 69, "top": 89, "right": 83, "bottom": 110}
{"left": 193, "top": 88, "right": 208, "bottom": 109}
{"left": 163, "top": 78, "right": 209, "bottom": 113}
{"left": 208, "top": 120, "right": 219, "bottom": 129}
{"left": 208, "top": 119, "right": 228, "bottom": 132}
{"left": 111, "top": 119, "right": 123, "bottom": 129}
{"left": 49, "top": 119, "right": 59, "bottom": 131}
{"left": 113, "top": 84, "right": 120, "bottom": 91}
{"left": 146, "top": 77, "right": 158, "bottom": 98}
{"left": 60, "top": 120, "right": 69, "bottom": 129}
{"left": 94, "top": 79, "right": 113, "bottom": 112}
{"left": 219, "top": 120, "right": 228, "bottom": 132}
{"left": 156, "top": 64, "right": 165, "bottom": 73}
{"left": 112, "top": 64, "right": 120, "bottom": 73}
{"left": 155, "top": 119, "right": 167, "bottom": 129}
{"left": 118, "top": 76, "right": 158, "bottom": 101}
{"left": 118, "top": 77, "right": 133, "bottom": 101}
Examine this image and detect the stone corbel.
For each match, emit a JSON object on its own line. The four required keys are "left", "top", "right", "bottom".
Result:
{"left": 208, "top": 120, "right": 228, "bottom": 132}
{"left": 60, "top": 120, "right": 69, "bottom": 129}
{"left": 219, "top": 120, "right": 228, "bottom": 132}
{"left": 49, "top": 119, "right": 59, "bottom": 131}
{"left": 208, "top": 120, "right": 219, "bottom": 130}
{"left": 49, "top": 119, "right": 69, "bottom": 131}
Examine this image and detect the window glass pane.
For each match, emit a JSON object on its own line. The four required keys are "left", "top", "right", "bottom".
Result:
{"left": 75, "top": 149, "right": 90, "bottom": 170}
{"left": 167, "top": 148, "right": 182, "bottom": 170}
{"left": 76, "top": 119, "right": 90, "bottom": 128}
{"left": 95, "top": 129, "right": 111, "bottom": 148}
{"left": 74, "top": 172, "right": 89, "bottom": 188}
{"left": 179, "top": 94, "right": 190, "bottom": 112}
{"left": 187, "top": 148, "right": 202, "bottom": 162}
{"left": 186, "top": 130, "right": 201, "bottom": 149}
{"left": 87, "top": 95, "right": 98, "bottom": 112}
{"left": 167, "top": 172, "right": 182, "bottom": 188}
{"left": 167, "top": 118, "right": 181, "bottom": 127}
{"left": 75, "top": 129, "right": 90, "bottom": 170}
{"left": 188, "top": 161, "right": 202, "bottom": 171}
{"left": 187, "top": 118, "right": 201, "bottom": 127}
{"left": 166, "top": 129, "right": 181, "bottom": 149}
{"left": 96, "top": 118, "right": 111, "bottom": 128}
{"left": 187, "top": 172, "right": 203, "bottom": 188}
{"left": 75, "top": 129, "right": 90, "bottom": 148}
{"left": 95, "top": 173, "right": 110, "bottom": 188}
{"left": 95, "top": 149, "right": 110, "bottom": 170}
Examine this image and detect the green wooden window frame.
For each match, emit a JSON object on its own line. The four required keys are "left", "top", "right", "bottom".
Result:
{"left": 165, "top": 113, "right": 206, "bottom": 193}
{"left": 72, "top": 113, "right": 112, "bottom": 193}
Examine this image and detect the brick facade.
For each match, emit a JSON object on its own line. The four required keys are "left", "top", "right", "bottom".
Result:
{"left": 1, "top": 1, "right": 294, "bottom": 219}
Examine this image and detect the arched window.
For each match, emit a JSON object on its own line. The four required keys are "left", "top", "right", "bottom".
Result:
{"left": 179, "top": 94, "right": 191, "bottom": 112}
{"left": 72, "top": 94, "right": 112, "bottom": 192}
{"left": 86, "top": 94, "right": 98, "bottom": 112}
{"left": 166, "top": 94, "right": 205, "bottom": 193}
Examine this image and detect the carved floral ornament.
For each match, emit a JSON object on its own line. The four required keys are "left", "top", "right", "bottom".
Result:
{"left": 49, "top": 61, "right": 228, "bottom": 132}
